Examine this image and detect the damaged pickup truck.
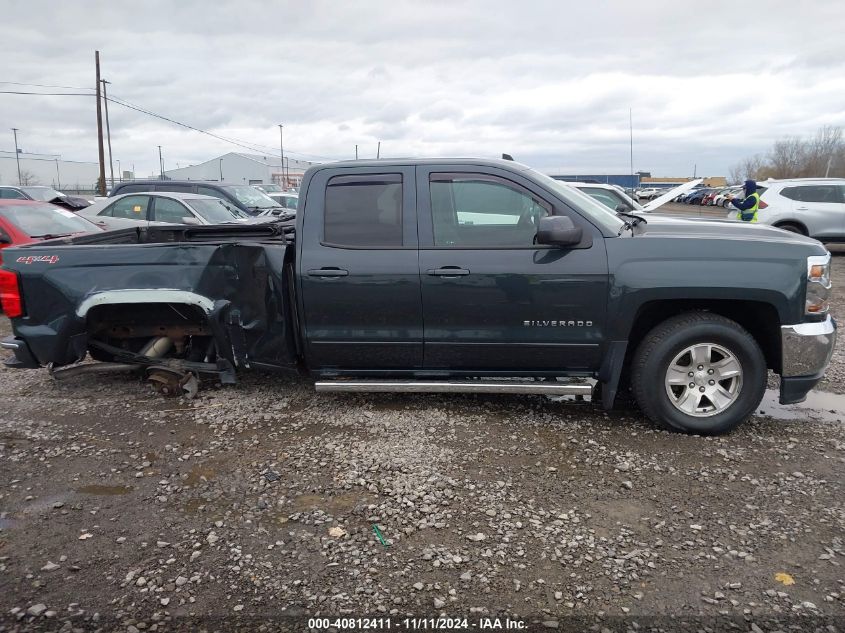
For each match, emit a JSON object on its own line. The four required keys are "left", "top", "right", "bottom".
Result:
{"left": 0, "top": 158, "right": 837, "bottom": 434}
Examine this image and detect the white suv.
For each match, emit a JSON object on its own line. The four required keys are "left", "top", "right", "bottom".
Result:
{"left": 728, "top": 178, "right": 845, "bottom": 240}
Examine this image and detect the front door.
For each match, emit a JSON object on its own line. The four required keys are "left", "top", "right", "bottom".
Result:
{"left": 299, "top": 167, "right": 423, "bottom": 369}
{"left": 416, "top": 167, "right": 608, "bottom": 371}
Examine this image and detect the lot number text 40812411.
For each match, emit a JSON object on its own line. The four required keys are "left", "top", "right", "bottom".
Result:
{"left": 307, "top": 617, "right": 527, "bottom": 630}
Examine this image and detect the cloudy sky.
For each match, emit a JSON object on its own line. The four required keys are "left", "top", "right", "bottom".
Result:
{"left": 2, "top": 0, "right": 845, "bottom": 179}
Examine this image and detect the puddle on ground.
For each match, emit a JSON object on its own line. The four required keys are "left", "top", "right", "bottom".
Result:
{"left": 76, "top": 485, "right": 133, "bottom": 496}
{"left": 756, "top": 389, "right": 845, "bottom": 422}
{"left": 290, "top": 492, "right": 372, "bottom": 513}
{"left": 0, "top": 517, "right": 20, "bottom": 530}
{"left": 184, "top": 466, "right": 217, "bottom": 486}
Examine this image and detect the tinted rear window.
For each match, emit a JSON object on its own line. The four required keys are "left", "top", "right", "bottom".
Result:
{"left": 781, "top": 185, "right": 842, "bottom": 203}
{"left": 324, "top": 174, "right": 402, "bottom": 247}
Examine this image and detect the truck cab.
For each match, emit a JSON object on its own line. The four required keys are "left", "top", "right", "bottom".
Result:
{"left": 0, "top": 158, "right": 836, "bottom": 435}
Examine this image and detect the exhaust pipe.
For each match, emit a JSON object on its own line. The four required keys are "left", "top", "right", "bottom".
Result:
{"left": 139, "top": 336, "right": 173, "bottom": 359}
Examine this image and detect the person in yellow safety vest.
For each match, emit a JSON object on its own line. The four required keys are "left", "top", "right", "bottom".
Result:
{"left": 732, "top": 179, "right": 761, "bottom": 222}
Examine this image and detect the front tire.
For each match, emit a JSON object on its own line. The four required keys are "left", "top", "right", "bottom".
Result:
{"left": 631, "top": 312, "right": 767, "bottom": 434}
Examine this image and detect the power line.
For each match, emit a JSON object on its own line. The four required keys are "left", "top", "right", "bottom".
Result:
{"left": 0, "top": 90, "right": 92, "bottom": 96}
{"left": 0, "top": 81, "right": 95, "bottom": 91}
{"left": 105, "top": 93, "right": 333, "bottom": 160}
{"left": 0, "top": 86, "right": 335, "bottom": 161}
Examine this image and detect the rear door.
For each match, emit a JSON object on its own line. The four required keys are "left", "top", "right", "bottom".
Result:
{"left": 781, "top": 185, "right": 845, "bottom": 238}
{"left": 298, "top": 167, "right": 423, "bottom": 369}
{"left": 416, "top": 166, "right": 609, "bottom": 371}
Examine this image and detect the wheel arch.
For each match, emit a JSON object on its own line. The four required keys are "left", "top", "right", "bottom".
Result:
{"left": 625, "top": 300, "right": 782, "bottom": 374}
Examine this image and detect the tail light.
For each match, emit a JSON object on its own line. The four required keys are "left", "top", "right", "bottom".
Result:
{"left": 759, "top": 200, "right": 768, "bottom": 209}
{"left": 0, "top": 268, "right": 23, "bottom": 318}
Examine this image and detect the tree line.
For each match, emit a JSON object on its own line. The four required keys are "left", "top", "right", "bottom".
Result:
{"left": 729, "top": 125, "right": 844, "bottom": 183}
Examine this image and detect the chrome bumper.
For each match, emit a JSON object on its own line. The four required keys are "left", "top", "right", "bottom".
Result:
{"left": 781, "top": 315, "right": 837, "bottom": 377}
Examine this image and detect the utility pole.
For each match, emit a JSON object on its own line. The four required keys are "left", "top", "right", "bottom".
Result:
{"left": 377, "top": 141, "right": 381, "bottom": 159}
{"left": 95, "top": 51, "right": 107, "bottom": 195}
{"left": 219, "top": 158, "right": 223, "bottom": 181}
{"left": 11, "top": 128, "right": 22, "bottom": 185}
{"left": 693, "top": 163, "right": 697, "bottom": 178}
{"left": 116, "top": 159, "right": 121, "bottom": 182}
{"left": 355, "top": 144, "right": 358, "bottom": 160}
{"left": 101, "top": 79, "right": 115, "bottom": 188}
{"left": 278, "top": 124, "right": 285, "bottom": 187}
{"left": 629, "top": 108, "right": 634, "bottom": 192}
{"left": 158, "top": 145, "right": 164, "bottom": 179}
{"left": 825, "top": 155, "right": 833, "bottom": 177}
{"left": 55, "top": 158, "right": 61, "bottom": 189}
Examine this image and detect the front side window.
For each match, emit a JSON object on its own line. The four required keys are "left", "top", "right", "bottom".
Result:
{"left": 430, "top": 174, "right": 550, "bottom": 247}
{"left": 324, "top": 174, "right": 402, "bottom": 247}
{"left": 152, "top": 197, "right": 191, "bottom": 223}
{"left": 104, "top": 195, "right": 150, "bottom": 219}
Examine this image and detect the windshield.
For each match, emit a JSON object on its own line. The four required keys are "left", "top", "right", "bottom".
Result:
{"left": 533, "top": 172, "right": 626, "bottom": 233}
{"left": 21, "top": 186, "right": 65, "bottom": 201}
{"left": 578, "top": 186, "right": 643, "bottom": 211}
{"left": 258, "top": 184, "right": 283, "bottom": 193}
{"left": 186, "top": 198, "right": 248, "bottom": 223}
{"left": 224, "top": 185, "right": 281, "bottom": 209}
{"left": 0, "top": 203, "right": 98, "bottom": 236}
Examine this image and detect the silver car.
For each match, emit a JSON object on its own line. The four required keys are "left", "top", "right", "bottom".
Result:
{"left": 78, "top": 192, "right": 253, "bottom": 231}
{"left": 727, "top": 178, "right": 845, "bottom": 240}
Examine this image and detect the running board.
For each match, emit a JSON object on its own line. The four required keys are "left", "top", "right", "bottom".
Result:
{"left": 314, "top": 380, "right": 593, "bottom": 395}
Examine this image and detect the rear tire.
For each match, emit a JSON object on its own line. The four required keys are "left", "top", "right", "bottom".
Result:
{"left": 631, "top": 312, "right": 767, "bottom": 434}
{"left": 775, "top": 222, "right": 807, "bottom": 235}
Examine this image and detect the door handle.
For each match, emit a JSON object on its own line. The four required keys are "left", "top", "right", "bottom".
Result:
{"left": 427, "top": 267, "right": 470, "bottom": 277}
{"left": 795, "top": 207, "right": 808, "bottom": 210}
{"left": 307, "top": 268, "right": 349, "bottom": 277}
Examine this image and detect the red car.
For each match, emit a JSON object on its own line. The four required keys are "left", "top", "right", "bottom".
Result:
{"left": 0, "top": 201, "right": 102, "bottom": 315}
{"left": 0, "top": 199, "right": 101, "bottom": 259}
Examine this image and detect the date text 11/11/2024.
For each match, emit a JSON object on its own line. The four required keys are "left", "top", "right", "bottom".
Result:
{"left": 308, "top": 617, "right": 527, "bottom": 630}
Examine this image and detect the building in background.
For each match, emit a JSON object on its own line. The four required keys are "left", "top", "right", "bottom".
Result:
{"left": 641, "top": 176, "right": 727, "bottom": 188}
{"left": 0, "top": 151, "right": 99, "bottom": 192}
{"left": 548, "top": 173, "right": 641, "bottom": 190}
{"left": 164, "top": 152, "right": 319, "bottom": 188}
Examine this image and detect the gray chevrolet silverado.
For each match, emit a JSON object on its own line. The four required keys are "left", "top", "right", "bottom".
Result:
{"left": 0, "top": 158, "right": 836, "bottom": 434}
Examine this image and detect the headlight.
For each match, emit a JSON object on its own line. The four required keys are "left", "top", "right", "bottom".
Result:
{"left": 806, "top": 254, "right": 832, "bottom": 315}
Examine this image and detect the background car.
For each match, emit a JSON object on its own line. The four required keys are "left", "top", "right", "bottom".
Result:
{"left": 567, "top": 182, "right": 645, "bottom": 212}
{"left": 110, "top": 180, "right": 289, "bottom": 217}
{"left": 79, "top": 192, "right": 256, "bottom": 230}
{"left": 713, "top": 186, "right": 743, "bottom": 207}
{"left": 684, "top": 188, "right": 714, "bottom": 205}
{"left": 0, "top": 185, "right": 92, "bottom": 209}
{"left": 727, "top": 178, "right": 843, "bottom": 239}
{"left": 266, "top": 191, "right": 299, "bottom": 210}
{"left": 0, "top": 200, "right": 102, "bottom": 264}
{"left": 634, "top": 187, "right": 662, "bottom": 200}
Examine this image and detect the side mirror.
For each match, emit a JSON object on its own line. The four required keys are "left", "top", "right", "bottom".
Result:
{"left": 615, "top": 203, "right": 633, "bottom": 213}
{"left": 0, "top": 233, "right": 11, "bottom": 245}
{"left": 181, "top": 216, "right": 201, "bottom": 226}
{"left": 537, "top": 215, "right": 582, "bottom": 247}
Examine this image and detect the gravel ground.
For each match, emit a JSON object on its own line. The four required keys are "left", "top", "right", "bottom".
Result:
{"left": 0, "top": 248, "right": 843, "bottom": 632}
